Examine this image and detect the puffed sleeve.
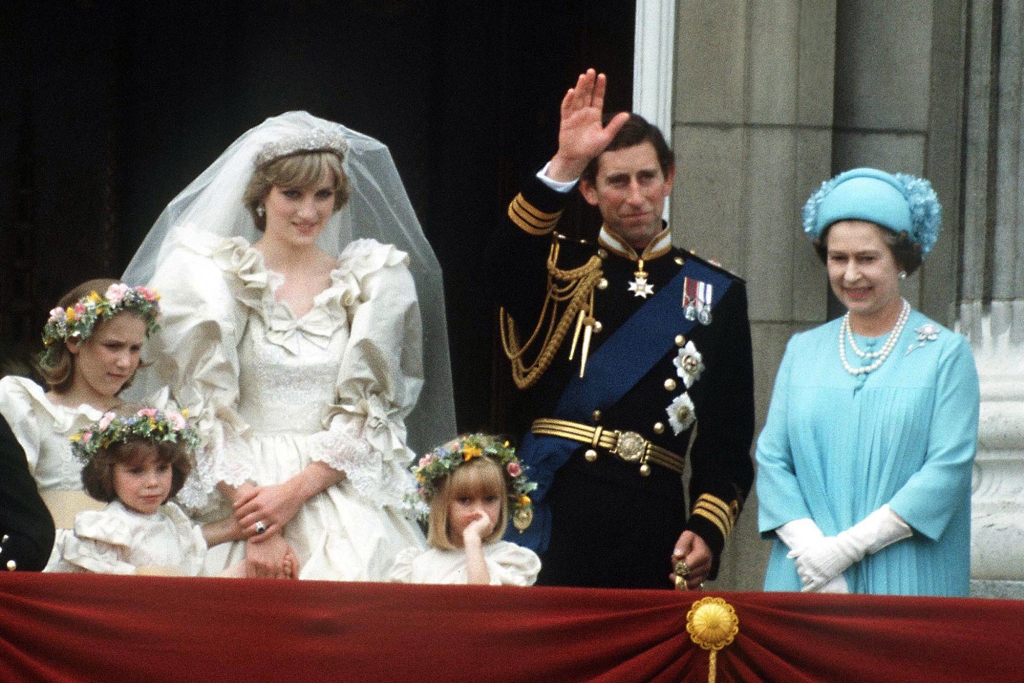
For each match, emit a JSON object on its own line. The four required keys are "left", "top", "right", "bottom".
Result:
{"left": 756, "top": 336, "right": 815, "bottom": 534}
{"left": 0, "top": 376, "right": 48, "bottom": 475}
{"left": 388, "top": 546, "right": 421, "bottom": 583}
{"left": 307, "top": 239, "right": 424, "bottom": 509}
{"left": 484, "top": 541, "right": 541, "bottom": 586}
{"left": 0, "top": 376, "right": 102, "bottom": 491}
{"left": 887, "top": 333, "right": 980, "bottom": 540}
{"left": 145, "top": 224, "right": 261, "bottom": 511}
{"left": 53, "top": 508, "right": 137, "bottom": 575}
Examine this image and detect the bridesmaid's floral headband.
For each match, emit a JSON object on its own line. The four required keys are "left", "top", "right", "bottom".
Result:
{"left": 410, "top": 434, "right": 536, "bottom": 531}
{"left": 70, "top": 408, "right": 199, "bottom": 463}
{"left": 41, "top": 283, "right": 161, "bottom": 365}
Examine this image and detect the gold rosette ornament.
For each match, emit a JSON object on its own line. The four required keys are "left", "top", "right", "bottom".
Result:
{"left": 686, "top": 597, "right": 739, "bottom": 683}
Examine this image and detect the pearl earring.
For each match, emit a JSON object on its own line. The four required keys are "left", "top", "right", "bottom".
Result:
{"left": 256, "top": 205, "right": 265, "bottom": 218}
{"left": 898, "top": 271, "right": 907, "bottom": 280}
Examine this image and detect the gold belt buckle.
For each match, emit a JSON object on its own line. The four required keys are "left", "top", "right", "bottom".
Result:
{"left": 612, "top": 431, "right": 648, "bottom": 462}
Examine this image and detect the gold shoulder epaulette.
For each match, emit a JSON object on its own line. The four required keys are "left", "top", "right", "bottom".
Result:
{"left": 500, "top": 237, "right": 603, "bottom": 389}
{"left": 682, "top": 249, "right": 746, "bottom": 284}
{"left": 509, "top": 193, "right": 562, "bottom": 235}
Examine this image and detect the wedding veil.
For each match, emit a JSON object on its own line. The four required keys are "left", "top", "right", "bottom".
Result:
{"left": 122, "top": 111, "right": 456, "bottom": 454}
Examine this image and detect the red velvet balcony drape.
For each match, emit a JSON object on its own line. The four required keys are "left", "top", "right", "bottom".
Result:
{"left": 1, "top": 574, "right": 1022, "bottom": 682}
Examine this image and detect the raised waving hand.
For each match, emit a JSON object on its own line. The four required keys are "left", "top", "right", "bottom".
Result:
{"left": 546, "top": 69, "right": 631, "bottom": 182}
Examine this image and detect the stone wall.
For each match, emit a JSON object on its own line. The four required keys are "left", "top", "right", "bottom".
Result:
{"left": 671, "top": 0, "right": 839, "bottom": 591}
{"left": 669, "top": 0, "right": 976, "bottom": 591}
{"left": 959, "top": 0, "right": 1024, "bottom": 598}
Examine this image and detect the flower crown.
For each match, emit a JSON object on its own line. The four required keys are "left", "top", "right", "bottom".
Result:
{"left": 70, "top": 407, "right": 200, "bottom": 464}
{"left": 254, "top": 128, "right": 349, "bottom": 168}
{"left": 802, "top": 170, "right": 942, "bottom": 256}
{"left": 409, "top": 434, "right": 536, "bottom": 532}
{"left": 42, "top": 283, "right": 161, "bottom": 366}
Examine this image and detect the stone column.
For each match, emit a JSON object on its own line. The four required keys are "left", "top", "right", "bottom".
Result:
{"left": 830, "top": 0, "right": 966, "bottom": 324}
{"left": 959, "top": 0, "right": 1024, "bottom": 598}
{"left": 671, "top": 0, "right": 970, "bottom": 592}
{"left": 672, "top": 0, "right": 837, "bottom": 591}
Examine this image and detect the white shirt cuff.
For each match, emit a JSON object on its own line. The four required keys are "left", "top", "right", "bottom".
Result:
{"left": 536, "top": 162, "right": 578, "bottom": 193}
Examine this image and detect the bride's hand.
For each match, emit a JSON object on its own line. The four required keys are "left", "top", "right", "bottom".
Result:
{"left": 234, "top": 481, "right": 305, "bottom": 541}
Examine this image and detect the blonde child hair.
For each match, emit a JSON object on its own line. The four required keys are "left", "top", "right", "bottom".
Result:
{"left": 411, "top": 434, "right": 535, "bottom": 548}
{"left": 427, "top": 456, "right": 510, "bottom": 549}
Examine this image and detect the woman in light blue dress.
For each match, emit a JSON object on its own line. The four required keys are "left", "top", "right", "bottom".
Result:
{"left": 757, "top": 168, "right": 979, "bottom": 596}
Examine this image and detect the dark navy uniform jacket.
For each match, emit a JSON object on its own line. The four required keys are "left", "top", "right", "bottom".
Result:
{"left": 0, "top": 414, "right": 55, "bottom": 571}
{"left": 488, "top": 173, "right": 754, "bottom": 589}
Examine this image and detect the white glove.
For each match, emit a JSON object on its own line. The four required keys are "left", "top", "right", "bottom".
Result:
{"left": 817, "top": 574, "right": 850, "bottom": 594}
{"left": 791, "top": 505, "right": 912, "bottom": 592}
{"left": 776, "top": 518, "right": 824, "bottom": 553}
{"left": 776, "top": 519, "right": 849, "bottom": 593}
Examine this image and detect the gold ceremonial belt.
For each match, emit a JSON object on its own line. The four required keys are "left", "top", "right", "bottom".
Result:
{"left": 530, "top": 418, "right": 686, "bottom": 476}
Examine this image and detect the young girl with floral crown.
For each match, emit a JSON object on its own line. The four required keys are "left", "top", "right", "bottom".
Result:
{"left": 0, "top": 279, "right": 163, "bottom": 569}
{"left": 52, "top": 405, "right": 284, "bottom": 576}
{"left": 390, "top": 435, "right": 541, "bottom": 585}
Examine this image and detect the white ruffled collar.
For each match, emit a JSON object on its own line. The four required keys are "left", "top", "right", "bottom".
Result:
{"left": 3, "top": 376, "right": 105, "bottom": 433}
{"left": 172, "top": 225, "right": 409, "bottom": 355}
{"left": 74, "top": 500, "right": 191, "bottom": 545}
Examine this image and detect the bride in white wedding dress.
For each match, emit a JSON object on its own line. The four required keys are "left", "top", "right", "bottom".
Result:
{"left": 123, "top": 111, "right": 455, "bottom": 580}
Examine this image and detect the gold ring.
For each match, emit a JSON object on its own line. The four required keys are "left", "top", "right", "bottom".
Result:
{"left": 674, "top": 560, "right": 691, "bottom": 577}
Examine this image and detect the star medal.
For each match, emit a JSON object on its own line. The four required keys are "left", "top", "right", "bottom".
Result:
{"left": 666, "top": 393, "right": 696, "bottom": 435}
{"left": 673, "top": 341, "right": 705, "bottom": 388}
{"left": 628, "top": 259, "right": 655, "bottom": 299}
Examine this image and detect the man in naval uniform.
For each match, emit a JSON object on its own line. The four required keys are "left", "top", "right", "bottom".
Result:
{"left": 0, "top": 414, "right": 55, "bottom": 571}
{"left": 491, "top": 69, "right": 754, "bottom": 589}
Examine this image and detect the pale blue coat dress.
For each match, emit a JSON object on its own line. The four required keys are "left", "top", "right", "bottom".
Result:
{"left": 757, "top": 310, "right": 979, "bottom": 596}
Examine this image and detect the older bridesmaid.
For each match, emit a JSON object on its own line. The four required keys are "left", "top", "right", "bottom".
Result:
{"left": 0, "top": 279, "right": 161, "bottom": 568}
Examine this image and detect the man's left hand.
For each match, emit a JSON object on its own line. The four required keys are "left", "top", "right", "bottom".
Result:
{"left": 670, "top": 531, "right": 712, "bottom": 589}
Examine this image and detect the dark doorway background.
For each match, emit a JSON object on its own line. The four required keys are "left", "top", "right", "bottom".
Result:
{"left": 0, "top": 0, "right": 634, "bottom": 434}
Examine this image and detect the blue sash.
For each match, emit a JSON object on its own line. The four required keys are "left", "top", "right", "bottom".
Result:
{"left": 508, "top": 257, "right": 733, "bottom": 551}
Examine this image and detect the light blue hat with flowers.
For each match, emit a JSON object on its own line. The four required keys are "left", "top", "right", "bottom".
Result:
{"left": 802, "top": 167, "right": 942, "bottom": 256}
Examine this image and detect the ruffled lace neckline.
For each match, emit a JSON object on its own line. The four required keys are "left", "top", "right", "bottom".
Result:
{"left": 168, "top": 224, "right": 408, "bottom": 356}
{"left": 214, "top": 238, "right": 353, "bottom": 318}
{"left": 208, "top": 232, "right": 406, "bottom": 314}
{"left": 250, "top": 249, "right": 349, "bottom": 322}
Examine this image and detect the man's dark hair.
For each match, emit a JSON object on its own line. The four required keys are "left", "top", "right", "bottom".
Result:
{"left": 580, "top": 113, "right": 675, "bottom": 185}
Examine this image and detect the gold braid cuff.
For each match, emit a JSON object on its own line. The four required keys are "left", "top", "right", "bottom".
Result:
{"left": 691, "top": 493, "right": 740, "bottom": 540}
{"left": 508, "top": 193, "right": 562, "bottom": 235}
{"left": 500, "top": 239, "right": 603, "bottom": 389}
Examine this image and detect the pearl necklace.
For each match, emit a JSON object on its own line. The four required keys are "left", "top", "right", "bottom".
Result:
{"left": 839, "top": 299, "right": 910, "bottom": 376}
